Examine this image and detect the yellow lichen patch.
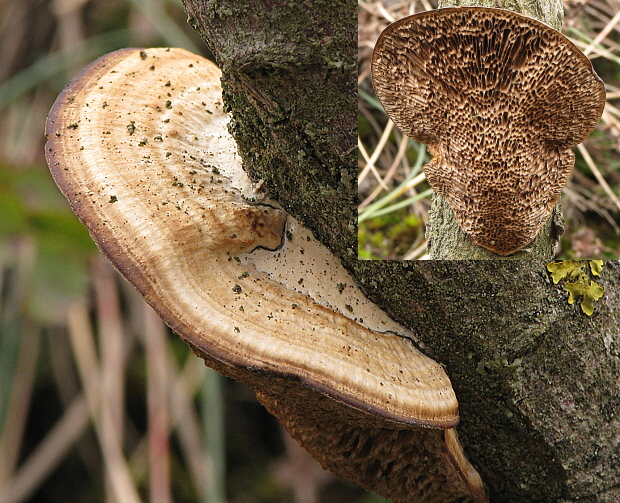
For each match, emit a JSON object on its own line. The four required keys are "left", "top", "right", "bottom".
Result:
{"left": 547, "top": 260, "right": 605, "bottom": 316}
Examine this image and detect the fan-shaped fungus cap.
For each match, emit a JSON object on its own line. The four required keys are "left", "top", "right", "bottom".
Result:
{"left": 372, "top": 7, "right": 606, "bottom": 255}
{"left": 45, "top": 47, "right": 486, "bottom": 502}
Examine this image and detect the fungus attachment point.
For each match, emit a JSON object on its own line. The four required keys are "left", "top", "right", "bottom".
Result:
{"left": 45, "top": 47, "right": 486, "bottom": 502}
{"left": 372, "top": 7, "right": 606, "bottom": 255}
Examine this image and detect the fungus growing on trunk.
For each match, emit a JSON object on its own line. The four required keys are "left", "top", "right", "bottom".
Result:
{"left": 45, "top": 48, "right": 487, "bottom": 502}
{"left": 372, "top": 7, "right": 606, "bottom": 256}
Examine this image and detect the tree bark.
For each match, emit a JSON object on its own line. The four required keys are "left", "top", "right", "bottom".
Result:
{"left": 439, "top": 0, "right": 564, "bottom": 30}
{"left": 182, "top": 1, "right": 620, "bottom": 502}
{"left": 353, "top": 259, "right": 620, "bottom": 502}
{"left": 182, "top": 0, "right": 357, "bottom": 265}
{"left": 426, "top": 194, "right": 565, "bottom": 260}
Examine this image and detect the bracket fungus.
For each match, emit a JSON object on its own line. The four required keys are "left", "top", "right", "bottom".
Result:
{"left": 372, "top": 7, "right": 606, "bottom": 255}
{"left": 45, "top": 47, "right": 487, "bottom": 502}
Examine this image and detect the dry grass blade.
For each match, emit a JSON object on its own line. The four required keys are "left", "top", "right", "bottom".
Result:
{"left": 357, "top": 120, "right": 394, "bottom": 188}
{"left": 402, "top": 241, "right": 428, "bottom": 260}
{"left": 0, "top": 324, "right": 40, "bottom": 488}
{"left": 68, "top": 277, "right": 141, "bottom": 503}
{"left": 143, "top": 304, "right": 172, "bottom": 503}
{"left": 583, "top": 8, "right": 620, "bottom": 56}
{"left": 169, "top": 356, "right": 210, "bottom": 498}
{"left": 359, "top": 132, "right": 409, "bottom": 209}
{"left": 93, "top": 259, "right": 141, "bottom": 503}
{"left": 0, "top": 396, "right": 89, "bottom": 503}
{"left": 577, "top": 143, "right": 620, "bottom": 212}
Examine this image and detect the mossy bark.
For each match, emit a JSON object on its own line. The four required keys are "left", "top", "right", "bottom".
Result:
{"left": 182, "top": 1, "right": 620, "bottom": 502}
{"left": 182, "top": 0, "right": 357, "bottom": 265}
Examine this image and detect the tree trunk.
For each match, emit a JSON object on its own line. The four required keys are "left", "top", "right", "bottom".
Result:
{"left": 182, "top": 0, "right": 357, "bottom": 265}
{"left": 439, "top": 0, "right": 564, "bottom": 29}
{"left": 353, "top": 259, "right": 620, "bottom": 502}
{"left": 182, "top": 1, "right": 620, "bottom": 501}
{"left": 426, "top": 194, "right": 565, "bottom": 260}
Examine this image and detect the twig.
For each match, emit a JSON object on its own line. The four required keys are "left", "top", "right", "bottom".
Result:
{"left": 144, "top": 304, "right": 172, "bottom": 503}
{"left": 0, "top": 396, "right": 89, "bottom": 503}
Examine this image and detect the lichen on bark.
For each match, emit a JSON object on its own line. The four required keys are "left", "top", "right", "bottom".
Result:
{"left": 351, "top": 259, "right": 620, "bottom": 502}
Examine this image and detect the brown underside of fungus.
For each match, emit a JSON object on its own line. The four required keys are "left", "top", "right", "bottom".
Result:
{"left": 45, "top": 48, "right": 487, "bottom": 502}
{"left": 372, "top": 7, "right": 606, "bottom": 255}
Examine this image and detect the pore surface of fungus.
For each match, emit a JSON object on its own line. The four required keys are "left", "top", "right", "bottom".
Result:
{"left": 372, "top": 7, "right": 606, "bottom": 255}
{"left": 45, "top": 47, "right": 486, "bottom": 502}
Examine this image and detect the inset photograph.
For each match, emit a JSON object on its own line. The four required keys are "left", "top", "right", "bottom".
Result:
{"left": 359, "top": 0, "right": 620, "bottom": 260}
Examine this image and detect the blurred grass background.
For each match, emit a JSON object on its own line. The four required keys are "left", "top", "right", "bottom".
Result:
{"left": 359, "top": 0, "right": 620, "bottom": 260}
{"left": 0, "top": 1, "right": 389, "bottom": 502}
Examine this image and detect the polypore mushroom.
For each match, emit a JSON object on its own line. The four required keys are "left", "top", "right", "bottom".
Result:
{"left": 45, "top": 47, "right": 486, "bottom": 502}
{"left": 372, "top": 7, "right": 606, "bottom": 256}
